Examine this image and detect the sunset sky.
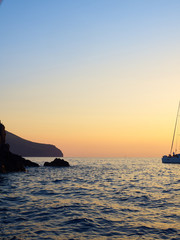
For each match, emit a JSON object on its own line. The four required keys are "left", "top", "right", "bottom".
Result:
{"left": 1, "top": 0, "right": 180, "bottom": 157}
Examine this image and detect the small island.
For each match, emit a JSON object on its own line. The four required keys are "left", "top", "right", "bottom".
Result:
{"left": 44, "top": 158, "right": 70, "bottom": 167}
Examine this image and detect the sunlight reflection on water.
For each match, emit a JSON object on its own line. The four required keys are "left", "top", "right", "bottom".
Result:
{"left": 0, "top": 157, "right": 180, "bottom": 239}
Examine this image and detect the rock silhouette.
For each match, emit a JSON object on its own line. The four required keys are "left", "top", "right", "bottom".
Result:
{"left": 6, "top": 131, "right": 63, "bottom": 157}
{"left": 44, "top": 158, "right": 70, "bottom": 167}
{"left": 0, "top": 122, "right": 39, "bottom": 173}
{"left": 0, "top": 122, "right": 6, "bottom": 145}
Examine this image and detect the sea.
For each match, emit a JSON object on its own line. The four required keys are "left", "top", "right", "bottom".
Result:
{"left": 0, "top": 157, "right": 180, "bottom": 240}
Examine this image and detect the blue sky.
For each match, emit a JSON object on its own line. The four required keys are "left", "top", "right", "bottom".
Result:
{"left": 1, "top": 0, "right": 180, "bottom": 156}
{"left": 1, "top": 0, "right": 179, "bottom": 76}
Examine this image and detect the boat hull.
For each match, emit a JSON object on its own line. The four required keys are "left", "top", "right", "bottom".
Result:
{"left": 162, "top": 155, "right": 180, "bottom": 164}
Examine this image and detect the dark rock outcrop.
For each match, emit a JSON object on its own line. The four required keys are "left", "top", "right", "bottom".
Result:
{"left": 6, "top": 131, "right": 63, "bottom": 157}
{"left": 0, "top": 122, "right": 6, "bottom": 145}
{"left": 0, "top": 148, "right": 39, "bottom": 173}
{"left": 0, "top": 122, "right": 39, "bottom": 173}
{"left": 0, "top": 148, "right": 26, "bottom": 173}
{"left": 24, "top": 159, "right": 39, "bottom": 167}
{"left": 44, "top": 158, "right": 70, "bottom": 167}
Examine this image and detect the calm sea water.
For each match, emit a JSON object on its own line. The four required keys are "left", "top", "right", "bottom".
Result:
{"left": 0, "top": 157, "right": 180, "bottom": 240}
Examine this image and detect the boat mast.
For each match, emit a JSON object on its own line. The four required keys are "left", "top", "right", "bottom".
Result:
{"left": 170, "top": 101, "right": 180, "bottom": 155}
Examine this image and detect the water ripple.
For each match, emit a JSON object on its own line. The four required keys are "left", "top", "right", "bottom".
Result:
{"left": 0, "top": 157, "right": 180, "bottom": 239}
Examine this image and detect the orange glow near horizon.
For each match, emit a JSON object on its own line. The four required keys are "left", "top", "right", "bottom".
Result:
{"left": 1, "top": 1, "right": 180, "bottom": 157}
{"left": 4, "top": 106, "right": 174, "bottom": 157}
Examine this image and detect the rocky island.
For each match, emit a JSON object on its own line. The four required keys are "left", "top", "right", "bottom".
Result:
{"left": 44, "top": 158, "right": 70, "bottom": 167}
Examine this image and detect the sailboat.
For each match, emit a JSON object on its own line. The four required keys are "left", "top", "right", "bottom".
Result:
{"left": 162, "top": 101, "right": 180, "bottom": 163}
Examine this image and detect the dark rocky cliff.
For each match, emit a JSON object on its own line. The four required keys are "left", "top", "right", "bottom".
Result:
{"left": 0, "top": 123, "right": 6, "bottom": 145}
{"left": 6, "top": 131, "right": 63, "bottom": 157}
{"left": 0, "top": 123, "right": 39, "bottom": 173}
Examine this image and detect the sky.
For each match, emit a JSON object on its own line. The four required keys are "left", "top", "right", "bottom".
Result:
{"left": 0, "top": 0, "right": 180, "bottom": 157}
